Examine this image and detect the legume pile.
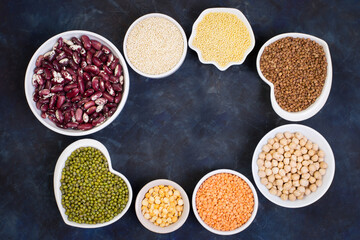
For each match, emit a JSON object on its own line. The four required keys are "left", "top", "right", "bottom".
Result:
{"left": 196, "top": 173, "right": 254, "bottom": 231}
{"left": 260, "top": 37, "right": 327, "bottom": 112}
{"left": 257, "top": 132, "right": 327, "bottom": 201}
{"left": 126, "top": 17, "right": 184, "bottom": 75}
{"left": 192, "top": 12, "right": 251, "bottom": 68}
{"left": 60, "top": 147, "right": 129, "bottom": 224}
{"left": 141, "top": 185, "right": 184, "bottom": 227}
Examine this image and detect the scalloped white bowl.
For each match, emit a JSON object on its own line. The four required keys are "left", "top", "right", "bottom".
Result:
{"left": 53, "top": 139, "right": 133, "bottom": 228}
{"left": 192, "top": 169, "right": 258, "bottom": 235}
{"left": 256, "top": 33, "right": 332, "bottom": 121}
{"left": 25, "top": 30, "right": 130, "bottom": 136}
{"left": 123, "top": 13, "right": 187, "bottom": 79}
{"left": 252, "top": 124, "right": 335, "bottom": 208}
{"left": 135, "top": 179, "right": 190, "bottom": 234}
{"left": 189, "top": 8, "right": 255, "bottom": 71}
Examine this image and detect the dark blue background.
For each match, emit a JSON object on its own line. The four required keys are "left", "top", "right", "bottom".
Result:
{"left": 0, "top": 0, "right": 359, "bottom": 239}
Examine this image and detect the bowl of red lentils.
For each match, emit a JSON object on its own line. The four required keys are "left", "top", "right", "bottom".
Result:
{"left": 123, "top": 13, "right": 187, "bottom": 79}
{"left": 135, "top": 179, "right": 190, "bottom": 234}
{"left": 256, "top": 33, "right": 333, "bottom": 121}
{"left": 189, "top": 8, "right": 255, "bottom": 71}
{"left": 192, "top": 169, "right": 258, "bottom": 235}
{"left": 251, "top": 124, "right": 335, "bottom": 208}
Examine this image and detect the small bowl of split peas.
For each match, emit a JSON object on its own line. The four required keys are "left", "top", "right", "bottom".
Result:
{"left": 192, "top": 169, "right": 258, "bottom": 235}
{"left": 135, "top": 179, "right": 190, "bottom": 234}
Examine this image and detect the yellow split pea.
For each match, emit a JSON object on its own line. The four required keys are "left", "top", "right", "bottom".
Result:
{"left": 193, "top": 12, "right": 251, "bottom": 68}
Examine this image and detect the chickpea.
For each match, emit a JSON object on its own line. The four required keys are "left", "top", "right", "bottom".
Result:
{"left": 275, "top": 174, "right": 282, "bottom": 179}
{"left": 289, "top": 142, "right": 297, "bottom": 150}
{"left": 276, "top": 133, "right": 284, "bottom": 140}
{"left": 293, "top": 180, "right": 300, "bottom": 187}
{"left": 272, "top": 160, "right": 278, "bottom": 167}
{"left": 284, "top": 158, "right": 290, "bottom": 165}
{"left": 257, "top": 159, "right": 264, "bottom": 167}
{"left": 309, "top": 164, "right": 316, "bottom": 172}
{"left": 268, "top": 138, "right": 275, "bottom": 145}
{"left": 258, "top": 171, "right": 266, "bottom": 178}
{"left": 302, "top": 173, "right": 310, "bottom": 180}
{"left": 279, "top": 169, "right": 286, "bottom": 177}
{"left": 284, "top": 132, "right": 292, "bottom": 139}
{"left": 305, "top": 142, "right": 313, "bottom": 150}
{"left": 268, "top": 174, "right": 275, "bottom": 183}
{"left": 272, "top": 167, "right": 279, "bottom": 175}
{"left": 297, "top": 156, "right": 303, "bottom": 163}
{"left": 276, "top": 190, "right": 282, "bottom": 197}
{"left": 265, "top": 168, "right": 272, "bottom": 176}
{"left": 295, "top": 132, "right": 303, "bottom": 140}
{"left": 269, "top": 188, "right": 277, "bottom": 195}
{"left": 303, "top": 154, "right": 310, "bottom": 161}
{"left": 259, "top": 152, "right": 266, "bottom": 159}
{"left": 294, "top": 190, "right": 301, "bottom": 197}
{"left": 320, "top": 162, "right": 328, "bottom": 169}
{"left": 298, "top": 186, "right": 306, "bottom": 193}
{"left": 290, "top": 160, "right": 297, "bottom": 168}
{"left": 318, "top": 150, "right": 325, "bottom": 158}
{"left": 292, "top": 137, "right": 299, "bottom": 145}
{"left": 289, "top": 194, "right": 296, "bottom": 201}
{"left": 305, "top": 188, "right": 311, "bottom": 195}
{"left": 284, "top": 165, "right": 291, "bottom": 173}
{"left": 301, "top": 147, "right": 308, "bottom": 154}
{"left": 299, "top": 138, "right": 307, "bottom": 146}
{"left": 273, "top": 142, "right": 280, "bottom": 150}
{"left": 280, "top": 138, "right": 287, "bottom": 146}
{"left": 278, "top": 162, "right": 284, "bottom": 169}
{"left": 310, "top": 184, "right": 317, "bottom": 192}
{"left": 266, "top": 153, "right": 272, "bottom": 161}
{"left": 309, "top": 176, "right": 316, "bottom": 184}
{"left": 291, "top": 167, "right": 297, "bottom": 173}
{"left": 311, "top": 155, "right": 319, "bottom": 162}
{"left": 289, "top": 187, "right": 296, "bottom": 194}
{"left": 259, "top": 166, "right": 265, "bottom": 171}
{"left": 278, "top": 154, "right": 284, "bottom": 161}
{"left": 308, "top": 149, "right": 315, "bottom": 157}
{"left": 283, "top": 190, "right": 289, "bottom": 195}
{"left": 284, "top": 145, "right": 290, "bottom": 152}
{"left": 290, "top": 154, "right": 297, "bottom": 161}
{"left": 262, "top": 144, "right": 271, "bottom": 153}
{"left": 312, "top": 144, "right": 319, "bottom": 151}
{"left": 319, "top": 168, "right": 326, "bottom": 176}
{"left": 316, "top": 179, "right": 322, "bottom": 187}
{"left": 281, "top": 194, "right": 288, "bottom": 201}
{"left": 283, "top": 176, "right": 290, "bottom": 183}
{"left": 301, "top": 166, "right": 309, "bottom": 174}
{"left": 276, "top": 179, "right": 283, "bottom": 186}
{"left": 294, "top": 150, "right": 301, "bottom": 157}
{"left": 265, "top": 160, "right": 272, "bottom": 168}
{"left": 297, "top": 194, "right": 304, "bottom": 200}
{"left": 277, "top": 147, "right": 285, "bottom": 154}
{"left": 261, "top": 178, "right": 268, "bottom": 185}
{"left": 302, "top": 160, "right": 310, "bottom": 166}
{"left": 292, "top": 174, "right": 300, "bottom": 181}
{"left": 300, "top": 179, "right": 309, "bottom": 187}
{"left": 314, "top": 162, "right": 320, "bottom": 170}
{"left": 296, "top": 163, "right": 302, "bottom": 170}
{"left": 283, "top": 182, "right": 292, "bottom": 190}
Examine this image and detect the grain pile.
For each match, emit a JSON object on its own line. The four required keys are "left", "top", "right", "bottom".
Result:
{"left": 126, "top": 17, "right": 184, "bottom": 75}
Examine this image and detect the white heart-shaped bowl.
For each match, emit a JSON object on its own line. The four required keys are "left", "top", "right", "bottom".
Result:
{"left": 252, "top": 124, "right": 335, "bottom": 208}
{"left": 256, "top": 33, "right": 332, "bottom": 121}
{"left": 25, "top": 30, "right": 130, "bottom": 136}
{"left": 192, "top": 169, "right": 258, "bottom": 235}
{"left": 123, "top": 13, "right": 187, "bottom": 79}
{"left": 53, "top": 139, "right": 133, "bottom": 228}
{"left": 135, "top": 179, "right": 190, "bottom": 234}
{"left": 188, "top": 8, "right": 255, "bottom": 71}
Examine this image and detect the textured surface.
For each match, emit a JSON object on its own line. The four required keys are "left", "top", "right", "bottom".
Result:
{"left": 0, "top": 0, "right": 359, "bottom": 239}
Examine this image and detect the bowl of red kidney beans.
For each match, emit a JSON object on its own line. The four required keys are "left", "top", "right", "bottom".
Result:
{"left": 25, "top": 30, "right": 129, "bottom": 136}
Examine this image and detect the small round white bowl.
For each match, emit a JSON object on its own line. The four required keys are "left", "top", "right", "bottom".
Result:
{"left": 135, "top": 179, "right": 190, "bottom": 234}
{"left": 192, "top": 169, "right": 258, "bottom": 235}
{"left": 123, "top": 13, "right": 187, "bottom": 79}
{"left": 252, "top": 124, "right": 335, "bottom": 208}
{"left": 53, "top": 139, "right": 133, "bottom": 228}
{"left": 188, "top": 8, "right": 255, "bottom": 71}
{"left": 25, "top": 30, "right": 130, "bottom": 136}
{"left": 256, "top": 33, "right": 333, "bottom": 121}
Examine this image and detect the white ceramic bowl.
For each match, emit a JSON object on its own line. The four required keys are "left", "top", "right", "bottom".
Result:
{"left": 25, "top": 30, "right": 130, "bottom": 136}
{"left": 252, "top": 124, "right": 335, "bottom": 208}
{"left": 53, "top": 139, "right": 133, "bottom": 228}
{"left": 256, "top": 33, "right": 333, "bottom": 121}
{"left": 123, "top": 13, "right": 187, "bottom": 79}
{"left": 135, "top": 179, "right": 190, "bottom": 234}
{"left": 192, "top": 169, "right": 258, "bottom": 235}
{"left": 188, "top": 8, "right": 255, "bottom": 71}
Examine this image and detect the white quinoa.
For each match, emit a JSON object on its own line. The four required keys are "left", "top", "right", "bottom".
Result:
{"left": 126, "top": 17, "right": 184, "bottom": 75}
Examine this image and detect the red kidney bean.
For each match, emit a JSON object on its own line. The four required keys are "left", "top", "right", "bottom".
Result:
{"left": 49, "top": 95, "right": 57, "bottom": 109}
{"left": 44, "top": 68, "right": 52, "bottom": 80}
{"left": 71, "top": 37, "right": 82, "bottom": 46}
{"left": 96, "top": 104, "right": 103, "bottom": 113}
{"left": 33, "top": 91, "right": 39, "bottom": 102}
{"left": 41, "top": 112, "right": 47, "bottom": 118}
{"left": 100, "top": 55, "right": 107, "bottom": 63}
{"left": 110, "top": 57, "right": 119, "bottom": 70}
{"left": 83, "top": 112, "right": 89, "bottom": 123}
{"left": 106, "top": 53, "right": 114, "bottom": 66}
{"left": 114, "top": 64, "right": 122, "bottom": 77}
{"left": 98, "top": 79, "right": 105, "bottom": 92}
{"left": 102, "top": 92, "right": 114, "bottom": 102}
{"left": 64, "top": 83, "right": 77, "bottom": 92}
{"left": 71, "top": 95, "right": 82, "bottom": 102}
{"left": 52, "top": 60, "right": 61, "bottom": 71}
{"left": 36, "top": 101, "right": 42, "bottom": 110}
{"left": 40, "top": 103, "right": 49, "bottom": 112}
{"left": 102, "top": 65, "right": 112, "bottom": 75}
{"left": 99, "top": 71, "right": 109, "bottom": 81}
{"left": 66, "top": 68, "right": 76, "bottom": 77}
{"left": 63, "top": 45, "right": 73, "bottom": 56}
{"left": 109, "top": 75, "right": 119, "bottom": 83}
{"left": 33, "top": 74, "right": 45, "bottom": 85}
{"left": 60, "top": 101, "right": 72, "bottom": 110}
{"left": 57, "top": 37, "right": 63, "bottom": 49}
{"left": 78, "top": 123, "right": 93, "bottom": 130}
{"left": 56, "top": 95, "right": 65, "bottom": 109}
{"left": 112, "top": 83, "right": 122, "bottom": 92}
{"left": 95, "top": 97, "right": 107, "bottom": 106}
{"left": 39, "top": 89, "right": 50, "bottom": 96}
{"left": 64, "top": 111, "right": 71, "bottom": 123}
{"left": 75, "top": 108, "right": 83, "bottom": 123}
{"left": 39, "top": 97, "right": 50, "bottom": 104}
{"left": 102, "top": 105, "right": 109, "bottom": 115}
{"left": 108, "top": 107, "right": 117, "bottom": 117}
{"left": 42, "top": 60, "right": 53, "bottom": 70}
{"left": 102, "top": 45, "right": 110, "bottom": 54}
{"left": 94, "top": 50, "right": 102, "bottom": 58}
{"left": 84, "top": 65, "right": 100, "bottom": 75}
{"left": 106, "top": 102, "right": 117, "bottom": 108}
{"left": 77, "top": 76, "right": 85, "bottom": 94}
{"left": 56, "top": 109, "right": 64, "bottom": 123}
{"left": 77, "top": 97, "right": 89, "bottom": 107}
{"left": 92, "top": 114, "right": 105, "bottom": 126}
{"left": 114, "top": 93, "right": 122, "bottom": 104}
{"left": 66, "top": 88, "right": 79, "bottom": 99}
{"left": 83, "top": 88, "right": 95, "bottom": 97}
{"left": 105, "top": 81, "right": 115, "bottom": 96}
{"left": 92, "top": 57, "right": 102, "bottom": 67}
{"left": 59, "top": 58, "right": 69, "bottom": 66}
{"left": 80, "top": 60, "right": 87, "bottom": 69}
{"left": 81, "top": 35, "right": 91, "bottom": 50}
{"left": 68, "top": 59, "right": 78, "bottom": 70}
{"left": 86, "top": 105, "right": 97, "bottom": 115}
{"left": 48, "top": 115, "right": 59, "bottom": 124}
{"left": 84, "top": 100, "right": 95, "bottom": 109}
{"left": 91, "top": 40, "right": 102, "bottom": 50}
{"left": 90, "top": 112, "right": 99, "bottom": 119}
{"left": 45, "top": 81, "right": 52, "bottom": 91}
{"left": 56, "top": 51, "right": 66, "bottom": 61}
{"left": 72, "top": 52, "right": 81, "bottom": 64}
{"left": 83, "top": 72, "right": 91, "bottom": 81}
{"left": 90, "top": 91, "right": 102, "bottom": 101}
{"left": 36, "top": 55, "right": 44, "bottom": 67}
{"left": 66, "top": 122, "right": 79, "bottom": 128}
{"left": 51, "top": 85, "right": 63, "bottom": 93}
{"left": 92, "top": 77, "right": 100, "bottom": 91}
{"left": 86, "top": 51, "right": 93, "bottom": 65}
{"left": 34, "top": 67, "right": 44, "bottom": 75}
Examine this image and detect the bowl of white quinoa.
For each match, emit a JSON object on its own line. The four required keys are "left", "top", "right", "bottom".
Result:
{"left": 123, "top": 13, "right": 187, "bottom": 78}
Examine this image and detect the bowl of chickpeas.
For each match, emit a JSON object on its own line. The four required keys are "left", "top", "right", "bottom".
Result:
{"left": 135, "top": 179, "right": 190, "bottom": 233}
{"left": 252, "top": 124, "right": 335, "bottom": 208}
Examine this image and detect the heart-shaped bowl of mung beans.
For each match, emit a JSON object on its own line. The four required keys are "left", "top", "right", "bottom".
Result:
{"left": 53, "top": 138, "right": 133, "bottom": 228}
{"left": 251, "top": 124, "right": 335, "bottom": 208}
{"left": 256, "top": 33, "right": 333, "bottom": 121}
{"left": 188, "top": 8, "right": 255, "bottom": 71}
{"left": 192, "top": 169, "right": 258, "bottom": 235}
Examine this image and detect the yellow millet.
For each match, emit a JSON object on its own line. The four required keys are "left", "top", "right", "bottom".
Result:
{"left": 193, "top": 12, "right": 251, "bottom": 68}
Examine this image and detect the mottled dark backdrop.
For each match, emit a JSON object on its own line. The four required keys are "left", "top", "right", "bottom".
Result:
{"left": 0, "top": 0, "right": 359, "bottom": 239}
